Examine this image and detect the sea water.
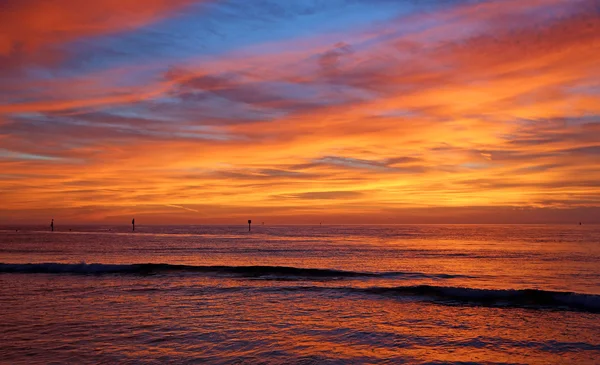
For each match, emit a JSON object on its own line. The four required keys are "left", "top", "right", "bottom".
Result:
{"left": 1, "top": 224, "right": 599, "bottom": 364}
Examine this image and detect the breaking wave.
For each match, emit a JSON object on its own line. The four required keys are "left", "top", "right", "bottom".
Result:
{"left": 352, "top": 285, "right": 600, "bottom": 313}
{"left": 1, "top": 263, "right": 598, "bottom": 312}
{"left": 0, "top": 262, "right": 470, "bottom": 279}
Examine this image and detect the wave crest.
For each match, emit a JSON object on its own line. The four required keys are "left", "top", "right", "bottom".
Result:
{"left": 0, "top": 262, "right": 468, "bottom": 279}
{"left": 357, "top": 285, "right": 600, "bottom": 313}
{"left": 1, "top": 263, "right": 598, "bottom": 312}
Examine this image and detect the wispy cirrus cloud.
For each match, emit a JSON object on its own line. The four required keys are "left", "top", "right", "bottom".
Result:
{"left": 0, "top": 0, "right": 197, "bottom": 56}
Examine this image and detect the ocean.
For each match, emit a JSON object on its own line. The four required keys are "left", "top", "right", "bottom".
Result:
{"left": 1, "top": 224, "right": 599, "bottom": 364}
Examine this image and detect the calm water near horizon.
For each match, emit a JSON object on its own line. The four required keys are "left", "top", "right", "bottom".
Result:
{"left": 1, "top": 224, "right": 599, "bottom": 364}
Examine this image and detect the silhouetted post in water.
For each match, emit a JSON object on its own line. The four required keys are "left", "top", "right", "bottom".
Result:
{"left": 248, "top": 219, "right": 252, "bottom": 232}
{"left": 50, "top": 219, "right": 54, "bottom": 232}
{"left": 132, "top": 218, "right": 135, "bottom": 232}
{"left": 579, "top": 222, "right": 582, "bottom": 225}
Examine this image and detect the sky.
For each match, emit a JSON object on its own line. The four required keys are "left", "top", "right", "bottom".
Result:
{"left": 0, "top": 0, "right": 599, "bottom": 224}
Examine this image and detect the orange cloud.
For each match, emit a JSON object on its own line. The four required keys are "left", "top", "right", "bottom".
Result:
{"left": 0, "top": 0, "right": 196, "bottom": 56}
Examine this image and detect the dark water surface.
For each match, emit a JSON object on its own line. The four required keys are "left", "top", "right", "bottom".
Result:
{"left": 1, "top": 224, "right": 599, "bottom": 364}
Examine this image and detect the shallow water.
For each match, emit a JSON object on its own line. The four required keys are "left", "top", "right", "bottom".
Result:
{"left": 1, "top": 224, "right": 599, "bottom": 364}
